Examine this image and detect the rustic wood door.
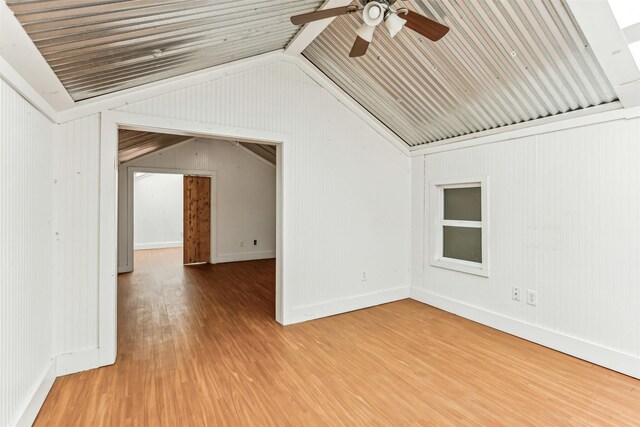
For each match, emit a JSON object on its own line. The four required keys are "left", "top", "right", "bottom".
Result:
{"left": 183, "top": 176, "right": 211, "bottom": 264}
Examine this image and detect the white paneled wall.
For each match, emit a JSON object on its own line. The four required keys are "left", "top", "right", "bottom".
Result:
{"left": 116, "top": 62, "right": 411, "bottom": 322}
{"left": 412, "top": 116, "right": 640, "bottom": 376}
{"left": 0, "top": 81, "right": 54, "bottom": 426}
{"left": 54, "top": 60, "right": 411, "bottom": 359}
{"left": 52, "top": 115, "right": 100, "bottom": 356}
{"left": 120, "top": 138, "right": 276, "bottom": 267}
{"left": 133, "top": 173, "right": 183, "bottom": 250}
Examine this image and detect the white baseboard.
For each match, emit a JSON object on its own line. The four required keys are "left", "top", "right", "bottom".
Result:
{"left": 411, "top": 288, "right": 640, "bottom": 379}
{"left": 56, "top": 347, "right": 101, "bottom": 376}
{"left": 287, "top": 286, "right": 411, "bottom": 325}
{"left": 213, "top": 250, "right": 276, "bottom": 264}
{"left": 134, "top": 241, "right": 183, "bottom": 250}
{"left": 14, "top": 361, "right": 56, "bottom": 427}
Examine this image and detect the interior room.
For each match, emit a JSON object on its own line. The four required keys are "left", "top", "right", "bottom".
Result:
{"left": 1, "top": 0, "right": 639, "bottom": 425}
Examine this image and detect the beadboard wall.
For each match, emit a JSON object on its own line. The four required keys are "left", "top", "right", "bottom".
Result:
{"left": 119, "top": 138, "right": 277, "bottom": 269}
{"left": 52, "top": 115, "right": 101, "bottom": 358}
{"left": 53, "top": 60, "right": 412, "bottom": 359}
{"left": 0, "top": 81, "right": 55, "bottom": 426}
{"left": 412, "top": 116, "right": 640, "bottom": 378}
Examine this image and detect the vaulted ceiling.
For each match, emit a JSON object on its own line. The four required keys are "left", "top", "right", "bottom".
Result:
{"left": 6, "top": 0, "right": 323, "bottom": 101}
{"left": 5, "top": 0, "right": 624, "bottom": 148}
{"left": 304, "top": 0, "right": 617, "bottom": 146}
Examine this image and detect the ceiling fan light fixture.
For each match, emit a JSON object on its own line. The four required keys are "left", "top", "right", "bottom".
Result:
{"left": 355, "top": 23, "right": 376, "bottom": 42}
{"left": 362, "top": 2, "right": 385, "bottom": 26}
{"left": 385, "top": 12, "right": 407, "bottom": 38}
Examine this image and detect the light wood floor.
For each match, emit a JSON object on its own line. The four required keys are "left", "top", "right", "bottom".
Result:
{"left": 36, "top": 248, "right": 639, "bottom": 425}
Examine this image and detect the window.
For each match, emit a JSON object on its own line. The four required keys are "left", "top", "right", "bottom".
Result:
{"left": 430, "top": 178, "right": 488, "bottom": 276}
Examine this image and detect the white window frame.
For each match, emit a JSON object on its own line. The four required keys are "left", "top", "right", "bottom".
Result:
{"left": 429, "top": 177, "right": 489, "bottom": 277}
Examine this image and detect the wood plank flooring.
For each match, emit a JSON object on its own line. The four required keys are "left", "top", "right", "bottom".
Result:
{"left": 35, "top": 248, "right": 640, "bottom": 425}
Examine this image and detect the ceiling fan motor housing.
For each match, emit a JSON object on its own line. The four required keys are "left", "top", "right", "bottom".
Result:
{"left": 362, "top": 1, "right": 387, "bottom": 26}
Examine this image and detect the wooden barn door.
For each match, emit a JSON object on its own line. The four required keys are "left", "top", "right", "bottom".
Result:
{"left": 183, "top": 176, "right": 211, "bottom": 264}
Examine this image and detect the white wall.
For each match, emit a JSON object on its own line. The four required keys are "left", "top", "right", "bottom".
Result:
{"left": 121, "top": 139, "right": 276, "bottom": 267}
{"left": 133, "top": 173, "right": 183, "bottom": 250}
{"left": 411, "top": 116, "right": 640, "bottom": 378}
{"left": 0, "top": 81, "right": 55, "bottom": 426}
{"left": 53, "top": 59, "right": 412, "bottom": 363}
{"left": 52, "top": 115, "right": 100, "bottom": 358}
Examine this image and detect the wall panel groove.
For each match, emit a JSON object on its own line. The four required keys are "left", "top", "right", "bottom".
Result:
{"left": 413, "top": 116, "right": 640, "bottom": 365}
{"left": 0, "top": 80, "right": 54, "bottom": 426}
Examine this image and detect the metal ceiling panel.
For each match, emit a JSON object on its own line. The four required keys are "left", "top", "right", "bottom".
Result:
{"left": 6, "top": 0, "right": 323, "bottom": 101}
{"left": 118, "top": 129, "right": 190, "bottom": 162}
{"left": 304, "top": 0, "right": 617, "bottom": 146}
{"left": 119, "top": 130, "right": 276, "bottom": 164}
{"left": 241, "top": 142, "right": 277, "bottom": 164}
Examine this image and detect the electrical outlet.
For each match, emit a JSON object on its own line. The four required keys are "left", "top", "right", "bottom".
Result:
{"left": 527, "top": 290, "right": 537, "bottom": 306}
{"left": 512, "top": 287, "right": 521, "bottom": 301}
{"left": 361, "top": 272, "right": 367, "bottom": 282}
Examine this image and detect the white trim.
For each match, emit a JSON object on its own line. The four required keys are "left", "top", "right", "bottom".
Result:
{"left": 0, "top": 57, "right": 57, "bottom": 123}
{"left": 0, "top": 1, "right": 74, "bottom": 115}
{"left": 284, "top": 0, "right": 353, "bottom": 56}
{"left": 410, "top": 288, "right": 640, "bottom": 380}
{"left": 121, "top": 166, "right": 217, "bottom": 273}
{"left": 429, "top": 177, "right": 489, "bottom": 277}
{"left": 232, "top": 141, "right": 276, "bottom": 168}
{"left": 624, "top": 22, "right": 640, "bottom": 44}
{"left": 13, "top": 361, "right": 56, "bottom": 427}
{"left": 98, "top": 111, "right": 287, "bottom": 372}
{"left": 410, "top": 102, "right": 640, "bottom": 156}
{"left": 567, "top": 0, "right": 640, "bottom": 108}
{"left": 98, "top": 112, "right": 119, "bottom": 367}
{"left": 55, "top": 348, "right": 101, "bottom": 376}
{"left": 287, "top": 286, "right": 411, "bottom": 325}
{"left": 135, "top": 241, "right": 183, "bottom": 250}
{"left": 290, "top": 55, "right": 410, "bottom": 156}
{"left": 213, "top": 251, "right": 276, "bottom": 264}
{"left": 56, "top": 51, "right": 285, "bottom": 123}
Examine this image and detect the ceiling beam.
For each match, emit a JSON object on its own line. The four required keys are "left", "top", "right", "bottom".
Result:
{"left": 624, "top": 22, "right": 640, "bottom": 44}
{"left": 0, "top": 1, "right": 74, "bottom": 112}
{"left": 284, "top": 0, "right": 354, "bottom": 56}
{"left": 567, "top": 0, "right": 640, "bottom": 108}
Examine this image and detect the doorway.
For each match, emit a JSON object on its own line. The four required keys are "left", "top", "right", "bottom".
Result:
{"left": 99, "top": 112, "right": 286, "bottom": 367}
{"left": 132, "top": 172, "right": 212, "bottom": 266}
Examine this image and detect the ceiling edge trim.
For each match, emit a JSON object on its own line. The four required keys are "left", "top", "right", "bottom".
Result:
{"left": 0, "top": 1, "right": 74, "bottom": 113}
{"left": 290, "top": 54, "right": 410, "bottom": 156}
{"left": 57, "top": 50, "right": 285, "bottom": 123}
{"left": 0, "top": 55, "right": 58, "bottom": 123}
{"left": 410, "top": 102, "right": 640, "bottom": 157}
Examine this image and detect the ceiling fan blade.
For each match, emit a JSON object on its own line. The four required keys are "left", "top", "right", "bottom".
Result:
{"left": 349, "top": 36, "right": 370, "bottom": 58}
{"left": 403, "top": 10, "right": 449, "bottom": 41}
{"left": 291, "top": 6, "right": 357, "bottom": 26}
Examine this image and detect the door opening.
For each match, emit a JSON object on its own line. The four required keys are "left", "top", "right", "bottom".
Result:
{"left": 183, "top": 175, "right": 211, "bottom": 265}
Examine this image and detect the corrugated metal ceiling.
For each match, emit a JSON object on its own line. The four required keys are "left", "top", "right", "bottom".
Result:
{"left": 304, "top": 0, "right": 618, "bottom": 146}
{"left": 119, "top": 129, "right": 190, "bottom": 163}
{"left": 6, "top": 0, "right": 323, "bottom": 101}
{"left": 119, "top": 130, "right": 276, "bottom": 164}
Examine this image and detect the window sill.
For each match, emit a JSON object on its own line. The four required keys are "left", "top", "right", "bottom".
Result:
{"left": 430, "top": 257, "right": 489, "bottom": 277}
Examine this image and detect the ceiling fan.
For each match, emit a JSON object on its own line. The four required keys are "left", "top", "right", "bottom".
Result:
{"left": 290, "top": 0, "right": 449, "bottom": 57}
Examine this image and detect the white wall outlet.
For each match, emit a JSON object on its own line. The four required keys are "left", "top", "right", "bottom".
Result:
{"left": 527, "top": 290, "right": 537, "bottom": 306}
{"left": 512, "top": 287, "right": 521, "bottom": 301}
{"left": 361, "top": 272, "right": 367, "bottom": 281}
